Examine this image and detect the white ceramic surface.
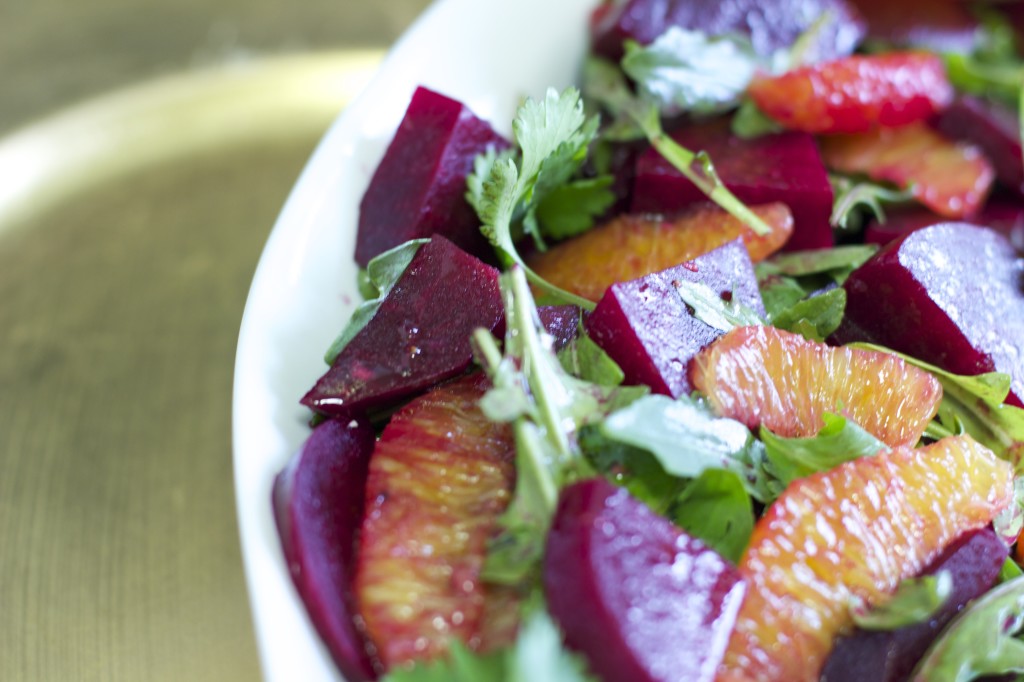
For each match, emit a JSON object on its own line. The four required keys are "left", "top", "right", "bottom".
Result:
{"left": 232, "top": 0, "right": 597, "bottom": 679}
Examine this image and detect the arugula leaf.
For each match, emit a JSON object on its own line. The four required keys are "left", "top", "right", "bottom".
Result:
{"left": 851, "top": 343, "right": 1024, "bottom": 459}
{"left": 621, "top": 29, "right": 759, "bottom": 116}
{"left": 1001, "top": 557, "right": 1024, "bottom": 584}
{"left": 758, "top": 275, "right": 810, "bottom": 320}
{"left": 911, "top": 575, "right": 1024, "bottom": 681}
{"left": 829, "top": 174, "right": 915, "bottom": 231}
{"left": 324, "top": 239, "right": 428, "bottom": 363}
{"left": 599, "top": 394, "right": 776, "bottom": 502}
{"left": 768, "top": 287, "right": 846, "bottom": 342}
{"left": 851, "top": 572, "right": 952, "bottom": 631}
{"left": 671, "top": 279, "right": 766, "bottom": 332}
{"left": 475, "top": 267, "right": 644, "bottom": 584}
{"left": 672, "top": 468, "right": 754, "bottom": 563}
{"left": 580, "top": 429, "right": 687, "bottom": 516}
{"left": 731, "top": 99, "right": 783, "bottom": 139}
{"left": 760, "top": 412, "right": 888, "bottom": 486}
{"left": 756, "top": 244, "right": 878, "bottom": 283}
{"left": 383, "top": 641, "right": 505, "bottom": 682}
{"left": 466, "top": 88, "right": 603, "bottom": 311}
{"left": 557, "top": 333, "right": 626, "bottom": 387}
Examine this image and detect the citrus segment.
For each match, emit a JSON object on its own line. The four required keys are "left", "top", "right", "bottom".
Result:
{"left": 354, "top": 373, "right": 518, "bottom": 668}
{"left": 690, "top": 325, "right": 942, "bottom": 448}
{"left": 717, "top": 435, "right": 1015, "bottom": 682}
{"left": 528, "top": 202, "right": 793, "bottom": 302}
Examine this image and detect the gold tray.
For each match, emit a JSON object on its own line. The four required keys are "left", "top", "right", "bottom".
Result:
{"left": 0, "top": 51, "right": 380, "bottom": 682}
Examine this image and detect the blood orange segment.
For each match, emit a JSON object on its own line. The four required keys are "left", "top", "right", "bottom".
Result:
{"left": 717, "top": 435, "right": 1015, "bottom": 682}
{"left": 354, "top": 373, "right": 518, "bottom": 668}
{"left": 748, "top": 52, "right": 953, "bottom": 134}
{"left": 527, "top": 202, "right": 793, "bottom": 302}
{"left": 820, "top": 122, "right": 995, "bottom": 218}
{"left": 690, "top": 325, "right": 942, "bottom": 447}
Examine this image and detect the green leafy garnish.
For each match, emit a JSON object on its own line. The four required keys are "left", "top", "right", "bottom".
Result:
{"left": 534, "top": 176, "right": 616, "bottom": 241}
{"left": 325, "top": 239, "right": 428, "bottom": 363}
{"left": 911, "top": 576, "right": 1024, "bottom": 681}
{"left": 621, "top": 29, "right": 759, "bottom": 116}
{"left": 829, "top": 174, "right": 915, "bottom": 231}
{"left": 557, "top": 332, "right": 626, "bottom": 386}
{"left": 756, "top": 244, "right": 878, "bottom": 283}
{"left": 466, "top": 88, "right": 610, "bottom": 311}
{"left": 671, "top": 279, "right": 766, "bottom": 332}
{"left": 672, "top": 468, "right": 754, "bottom": 563}
{"left": 851, "top": 572, "right": 952, "bottom": 631}
{"left": 731, "top": 99, "right": 783, "bottom": 139}
{"left": 599, "top": 394, "right": 775, "bottom": 502}
{"left": 760, "top": 412, "right": 888, "bottom": 487}
{"left": 768, "top": 287, "right": 846, "bottom": 342}
{"left": 475, "top": 267, "right": 644, "bottom": 583}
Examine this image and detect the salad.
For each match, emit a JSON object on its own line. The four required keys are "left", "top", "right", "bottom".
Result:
{"left": 268, "top": 0, "right": 1024, "bottom": 680}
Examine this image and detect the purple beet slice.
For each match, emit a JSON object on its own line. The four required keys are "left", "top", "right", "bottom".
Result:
{"left": 833, "top": 223, "right": 1024, "bottom": 407}
{"left": 846, "top": 0, "right": 977, "bottom": 54}
{"left": 820, "top": 527, "right": 1008, "bottom": 682}
{"left": 303, "top": 236, "right": 503, "bottom": 415}
{"left": 272, "top": 416, "right": 379, "bottom": 682}
{"left": 935, "top": 96, "right": 1024, "bottom": 198}
{"left": 538, "top": 304, "right": 582, "bottom": 351}
{"left": 354, "top": 86, "right": 510, "bottom": 267}
{"left": 544, "top": 477, "right": 746, "bottom": 682}
{"left": 585, "top": 238, "right": 764, "bottom": 398}
{"left": 631, "top": 120, "right": 834, "bottom": 250}
{"left": 590, "top": 0, "right": 865, "bottom": 63}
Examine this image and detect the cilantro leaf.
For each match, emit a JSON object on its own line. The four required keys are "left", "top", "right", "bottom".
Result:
{"left": 324, "top": 239, "right": 428, "bottom": 363}
{"left": 621, "top": 29, "right": 759, "bottom": 116}
{"left": 466, "top": 88, "right": 602, "bottom": 311}
{"left": 851, "top": 572, "right": 952, "bottom": 631}
{"left": 911, "top": 576, "right": 1024, "bottom": 681}
{"left": 760, "top": 412, "right": 888, "bottom": 486}
{"left": 534, "top": 176, "right": 616, "bottom": 240}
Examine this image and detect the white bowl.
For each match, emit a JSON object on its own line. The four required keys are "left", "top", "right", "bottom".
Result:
{"left": 231, "top": 0, "right": 597, "bottom": 678}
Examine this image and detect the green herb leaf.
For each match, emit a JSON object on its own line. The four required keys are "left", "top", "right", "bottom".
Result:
{"left": 851, "top": 572, "right": 952, "bottom": 631}
{"left": 324, "top": 239, "right": 428, "bottom": 363}
{"left": 382, "top": 640, "right": 505, "bottom": 682}
{"left": 911, "top": 576, "right": 1024, "bottom": 681}
{"left": 621, "top": 29, "right": 759, "bottom": 116}
{"left": 580, "top": 430, "right": 687, "bottom": 516}
{"left": 768, "top": 287, "right": 846, "bottom": 342}
{"left": 600, "top": 394, "right": 776, "bottom": 502}
{"left": 466, "top": 88, "right": 601, "bottom": 310}
{"left": 672, "top": 468, "right": 754, "bottom": 563}
{"left": 557, "top": 332, "right": 625, "bottom": 386}
{"left": 672, "top": 279, "right": 766, "bottom": 332}
{"left": 756, "top": 244, "right": 878, "bottom": 283}
{"left": 1000, "top": 558, "right": 1024, "bottom": 584}
{"left": 534, "top": 176, "right": 616, "bottom": 240}
{"left": 758, "top": 275, "right": 810, "bottom": 320}
{"left": 731, "top": 99, "right": 783, "bottom": 139}
{"left": 760, "top": 412, "right": 888, "bottom": 487}
{"left": 829, "top": 174, "right": 915, "bottom": 231}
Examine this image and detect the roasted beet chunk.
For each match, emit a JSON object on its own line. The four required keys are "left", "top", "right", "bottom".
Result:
{"left": 303, "top": 237, "right": 503, "bottom": 415}
{"left": 631, "top": 120, "right": 833, "bottom": 250}
{"left": 591, "top": 0, "right": 865, "bottom": 62}
{"left": 833, "top": 223, "right": 1024, "bottom": 407}
{"left": 820, "top": 528, "right": 1008, "bottom": 682}
{"left": 544, "top": 478, "right": 746, "bottom": 682}
{"left": 585, "top": 238, "right": 764, "bottom": 397}
{"left": 935, "top": 96, "right": 1024, "bottom": 198}
{"left": 273, "top": 417, "right": 379, "bottom": 682}
{"left": 355, "top": 86, "right": 509, "bottom": 267}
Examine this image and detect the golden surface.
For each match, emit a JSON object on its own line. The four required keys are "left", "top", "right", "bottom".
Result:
{"left": 1, "top": 1, "right": 428, "bottom": 680}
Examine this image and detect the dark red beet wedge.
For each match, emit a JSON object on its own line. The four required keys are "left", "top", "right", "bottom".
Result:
{"left": 590, "top": 0, "right": 865, "bottom": 63}
{"left": 631, "top": 120, "right": 834, "bottom": 250}
{"left": 935, "top": 96, "right": 1024, "bottom": 198}
{"left": 847, "top": 0, "right": 977, "bottom": 53}
{"left": 538, "top": 305, "right": 582, "bottom": 351}
{"left": 585, "top": 238, "right": 764, "bottom": 397}
{"left": 833, "top": 223, "right": 1024, "bottom": 407}
{"left": 273, "top": 417, "right": 379, "bottom": 682}
{"left": 865, "top": 203, "right": 1024, "bottom": 250}
{"left": 544, "top": 478, "right": 746, "bottom": 682}
{"left": 820, "top": 528, "right": 1008, "bottom": 682}
{"left": 355, "top": 86, "right": 509, "bottom": 267}
{"left": 303, "top": 237, "right": 503, "bottom": 416}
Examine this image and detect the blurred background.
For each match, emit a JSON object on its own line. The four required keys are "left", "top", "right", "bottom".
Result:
{"left": 0, "top": 1, "right": 428, "bottom": 680}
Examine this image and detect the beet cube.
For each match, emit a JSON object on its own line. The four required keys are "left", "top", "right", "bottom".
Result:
{"left": 865, "top": 203, "right": 1024, "bottom": 250}
{"left": 544, "top": 478, "right": 745, "bottom": 682}
{"left": 631, "top": 120, "right": 834, "bottom": 250}
{"left": 833, "top": 223, "right": 1024, "bottom": 407}
{"left": 272, "top": 417, "right": 379, "bottom": 682}
{"left": 303, "top": 237, "right": 503, "bottom": 415}
{"left": 355, "top": 86, "right": 509, "bottom": 267}
{"left": 537, "top": 305, "right": 582, "bottom": 351}
{"left": 591, "top": 0, "right": 865, "bottom": 63}
{"left": 935, "top": 96, "right": 1024, "bottom": 198}
{"left": 585, "top": 238, "right": 764, "bottom": 397}
{"left": 820, "top": 528, "right": 1008, "bottom": 682}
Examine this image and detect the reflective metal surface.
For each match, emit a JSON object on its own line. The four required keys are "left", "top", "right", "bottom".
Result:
{"left": 1, "top": 1, "right": 428, "bottom": 679}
